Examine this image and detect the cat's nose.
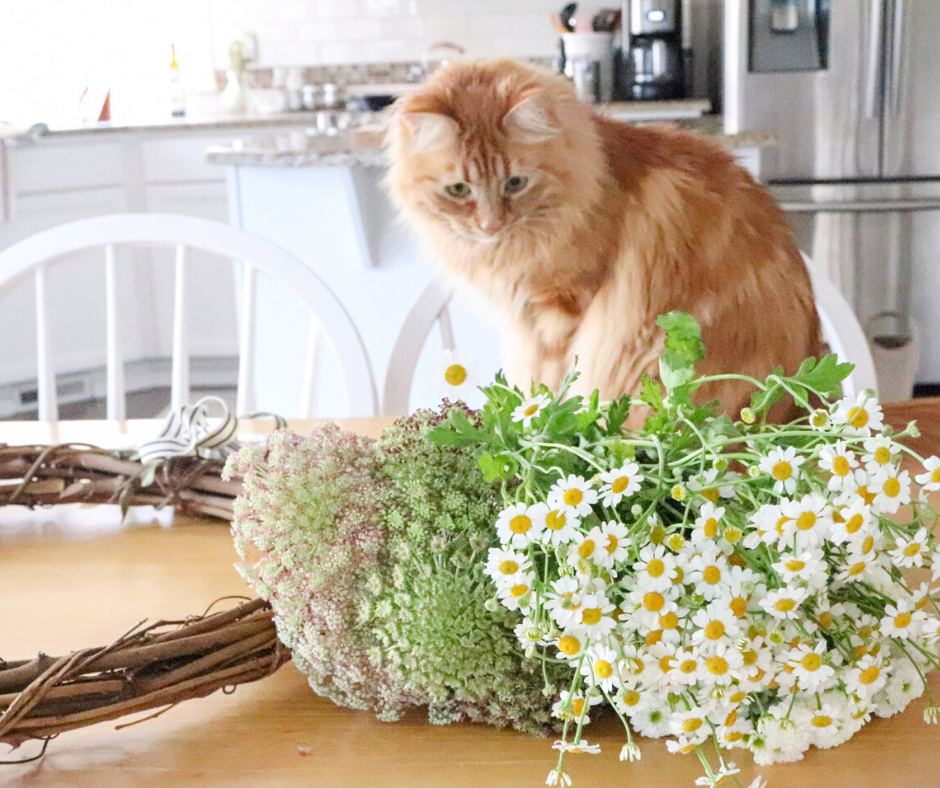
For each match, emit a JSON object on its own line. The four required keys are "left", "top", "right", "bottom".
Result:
{"left": 477, "top": 215, "right": 506, "bottom": 235}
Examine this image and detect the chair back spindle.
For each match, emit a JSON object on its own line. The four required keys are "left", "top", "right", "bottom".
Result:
{"left": 170, "top": 243, "right": 190, "bottom": 411}
{"left": 104, "top": 243, "right": 126, "bottom": 421}
{"left": 34, "top": 261, "right": 58, "bottom": 422}
{"left": 235, "top": 260, "right": 258, "bottom": 416}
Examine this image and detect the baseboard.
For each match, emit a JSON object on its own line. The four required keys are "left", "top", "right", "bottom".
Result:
{"left": 914, "top": 383, "right": 940, "bottom": 398}
{"left": 0, "top": 356, "right": 239, "bottom": 419}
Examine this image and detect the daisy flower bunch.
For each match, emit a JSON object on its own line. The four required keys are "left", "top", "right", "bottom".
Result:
{"left": 430, "top": 313, "right": 940, "bottom": 788}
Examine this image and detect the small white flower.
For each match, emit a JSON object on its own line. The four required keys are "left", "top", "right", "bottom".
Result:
{"left": 786, "top": 641, "right": 836, "bottom": 692}
{"left": 430, "top": 349, "right": 477, "bottom": 398}
{"left": 598, "top": 462, "right": 644, "bottom": 507}
{"left": 861, "top": 437, "right": 895, "bottom": 471}
{"left": 546, "top": 767, "right": 572, "bottom": 787}
{"left": 844, "top": 654, "right": 889, "bottom": 698}
{"left": 915, "top": 456, "right": 940, "bottom": 494}
{"left": 772, "top": 548, "right": 828, "bottom": 589}
{"left": 759, "top": 585, "right": 809, "bottom": 619}
{"left": 495, "top": 571, "right": 535, "bottom": 611}
{"left": 880, "top": 600, "right": 927, "bottom": 638}
{"left": 548, "top": 474, "right": 598, "bottom": 518}
{"left": 597, "top": 520, "right": 631, "bottom": 565}
{"left": 485, "top": 547, "right": 532, "bottom": 582}
{"left": 535, "top": 505, "right": 581, "bottom": 546}
{"left": 552, "top": 739, "right": 602, "bottom": 755}
{"left": 632, "top": 544, "right": 678, "bottom": 592}
{"left": 495, "top": 502, "right": 545, "bottom": 548}
{"left": 890, "top": 527, "right": 931, "bottom": 568}
{"left": 829, "top": 499, "right": 874, "bottom": 547}
{"left": 870, "top": 467, "right": 912, "bottom": 514}
{"left": 582, "top": 644, "right": 621, "bottom": 692}
{"left": 571, "top": 593, "right": 617, "bottom": 638}
{"left": 818, "top": 440, "right": 859, "bottom": 492}
{"left": 512, "top": 392, "right": 551, "bottom": 428}
{"left": 832, "top": 390, "right": 884, "bottom": 437}
{"left": 551, "top": 689, "right": 602, "bottom": 723}
{"left": 691, "top": 502, "right": 726, "bottom": 544}
{"left": 690, "top": 604, "right": 742, "bottom": 646}
{"left": 758, "top": 446, "right": 805, "bottom": 495}
{"left": 779, "top": 493, "right": 832, "bottom": 548}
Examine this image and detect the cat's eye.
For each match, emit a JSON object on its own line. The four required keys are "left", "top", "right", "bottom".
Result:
{"left": 445, "top": 182, "right": 471, "bottom": 199}
{"left": 503, "top": 176, "right": 529, "bottom": 195}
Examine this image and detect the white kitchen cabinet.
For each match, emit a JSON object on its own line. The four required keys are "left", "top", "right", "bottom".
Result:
{"left": 0, "top": 126, "right": 293, "bottom": 417}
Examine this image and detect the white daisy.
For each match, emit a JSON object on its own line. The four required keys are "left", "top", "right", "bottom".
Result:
{"left": 581, "top": 644, "right": 621, "bottom": 692}
{"left": 545, "top": 576, "right": 585, "bottom": 629}
{"left": 915, "top": 456, "right": 940, "bottom": 494}
{"left": 700, "top": 642, "right": 745, "bottom": 685}
{"left": 691, "top": 501, "right": 726, "bottom": 544}
{"left": 430, "top": 349, "right": 477, "bottom": 398}
{"left": 552, "top": 739, "right": 602, "bottom": 755}
{"left": 496, "top": 571, "right": 535, "bottom": 611}
{"left": 758, "top": 446, "right": 805, "bottom": 495}
{"left": 690, "top": 604, "right": 743, "bottom": 646}
{"left": 889, "top": 527, "right": 931, "bottom": 569}
{"left": 632, "top": 544, "right": 679, "bottom": 592}
{"left": 551, "top": 689, "right": 602, "bottom": 724}
{"left": 597, "top": 520, "right": 631, "bottom": 565}
{"left": 598, "top": 462, "right": 644, "bottom": 507}
{"left": 818, "top": 440, "right": 859, "bottom": 492}
{"left": 880, "top": 600, "right": 927, "bottom": 639}
{"left": 536, "top": 505, "right": 580, "bottom": 546}
{"left": 786, "top": 641, "right": 836, "bottom": 692}
{"left": 861, "top": 437, "right": 895, "bottom": 472}
{"left": 831, "top": 390, "right": 884, "bottom": 437}
{"left": 844, "top": 654, "right": 889, "bottom": 698}
{"left": 548, "top": 474, "right": 598, "bottom": 518}
{"left": 511, "top": 392, "right": 551, "bottom": 428}
{"left": 573, "top": 592, "right": 617, "bottom": 638}
{"left": 686, "top": 546, "right": 732, "bottom": 601}
{"left": 772, "top": 548, "right": 828, "bottom": 590}
{"left": 829, "top": 499, "right": 874, "bottom": 547}
{"left": 779, "top": 493, "right": 832, "bottom": 548}
{"left": 759, "top": 585, "right": 809, "bottom": 619}
{"left": 485, "top": 547, "right": 532, "bottom": 582}
{"left": 495, "top": 501, "right": 545, "bottom": 548}
{"left": 869, "top": 467, "right": 911, "bottom": 514}
{"left": 569, "top": 527, "right": 608, "bottom": 567}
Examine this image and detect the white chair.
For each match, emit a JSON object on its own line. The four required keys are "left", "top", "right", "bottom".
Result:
{"left": 382, "top": 258, "right": 878, "bottom": 415}
{"left": 0, "top": 213, "right": 378, "bottom": 421}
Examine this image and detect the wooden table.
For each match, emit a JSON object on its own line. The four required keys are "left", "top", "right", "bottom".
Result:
{"left": 1, "top": 417, "right": 939, "bottom": 787}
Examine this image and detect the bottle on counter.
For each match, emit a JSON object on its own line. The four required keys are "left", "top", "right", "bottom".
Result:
{"left": 170, "top": 44, "right": 186, "bottom": 117}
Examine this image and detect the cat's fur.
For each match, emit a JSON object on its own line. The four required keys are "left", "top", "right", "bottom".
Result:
{"left": 388, "top": 58, "right": 823, "bottom": 416}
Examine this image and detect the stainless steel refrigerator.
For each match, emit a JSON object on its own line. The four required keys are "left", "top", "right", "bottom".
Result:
{"left": 724, "top": 0, "right": 940, "bottom": 395}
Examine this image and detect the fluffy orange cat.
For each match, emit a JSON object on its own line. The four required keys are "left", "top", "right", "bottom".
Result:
{"left": 388, "top": 58, "right": 822, "bottom": 416}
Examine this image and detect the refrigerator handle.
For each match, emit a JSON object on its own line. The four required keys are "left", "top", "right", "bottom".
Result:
{"left": 889, "top": 0, "right": 905, "bottom": 116}
{"left": 865, "top": 0, "right": 886, "bottom": 120}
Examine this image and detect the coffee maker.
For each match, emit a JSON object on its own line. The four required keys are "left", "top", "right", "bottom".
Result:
{"left": 620, "top": 0, "right": 684, "bottom": 100}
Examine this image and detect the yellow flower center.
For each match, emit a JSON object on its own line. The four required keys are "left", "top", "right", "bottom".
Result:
{"left": 774, "top": 598, "right": 797, "bottom": 613}
{"left": 859, "top": 665, "right": 881, "bottom": 685}
{"left": 510, "top": 584, "right": 529, "bottom": 598}
{"left": 660, "top": 656, "right": 675, "bottom": 674}
{"left": 725, "top": 527, "right": 742, "bottom": 544}
{"left": 659, "top": 611, "right": 679, "bottom": 630}
{"left": 499, "top": 560, "right": 519, "bottom": 574}
{"left": 594, "top": 660, "right": 613, "bottom": 679}
{"left": 894, "top": 612, "right": 912, "bottom": 628}
{"left": 523, "top": 403, "right": 539, "bottom": 417}
{"left": 730, "top": 597, "right": 748, "bottom": 617}
{"left": 621, "top": 689, "right": 641, "bottom": 707}
{"left": 849, "top": 561, "right": 867, "bottom": 576}
{"left": 883, "top": 478, "right": 901, "bottom": 497}
{"left": 832, "top": 456, "right": 851, "bottom": 476}
{"left": 643, "top": 592, "right": 665, "bottom": 612}
{"left": 729, "top": 690, "right": 748, "bottom": 704}
{"left": 818, "top": 612, "right": 834, "bottom": 629}
{"left": 772, "top": 461, "right": 793, "bottom": 481}
{"left": 706, "top": 656, "right": 729, "bottom": 675}
{"left": 845, "top": 514, "right": 864, "bottom": 534}
{"left": 558, "top": 635, "right": 581, "bottom": 656}
{"left": 742, "top": 649, "right": 758, "bottom": 666}
{"left": 647, "top": 558, "right": 665, "bottom": 577}
{"left": 444, "top": 364, "right": 467, "bottom": 386}
{"left": 861, "top": 535, "right": 874, "bottom": 554}
{"left": 582, "top": 608, "right": 603, "bottom": 625}
{"left": 704, "top": 518, "right": 719, "bottom": 538}
{"left": 812, "top": 715, "right": 832, "bottom": 728}
{"left": 724, "top": 731, "right": 744, "bottom": 742}
{"left": 874, "top": 446, "right": 891, "bottom": 464}
{"left": 672, "top": 567, "right": 685, "bottom": 584}
{"left": 667, "top": 534, "right": 685, "bottom": 551}
{"left": 704, "top": 621, "right": 725, "bottom": 640}
{"left": 702, "top": 487, "right": 720, "bottom": 502}
{"left": 680, "top": 658, "right": 698, "bottom": 674}
{"left": 857, "top": 485, "right": 876, "bottom": 505}
{"left": 801, "top": 653, "right": 822, "bottom": 671}
{"left": 703, "top": 565, "right": 722, "bottom": 585}
{"left": 606, "top": 535, "right": 618, "bottom": 554}
{"left": 931, "top": 468, "right": 940, "bottom": 483}
{"left": 645, "top": 630, "right": 663, "bottom": 646}
{"left": 796, "top": 512, "right": 817, "bottom": 531}
{"left": 509, "top": 515, "right": 532, "bottom": 534}
{"left": 903, "top": 542, "right": 921, "bottom": 557}
{"left": 847, "top": 406, "right": 869, "bottom": 429}
{"left": 545, "top": 510, "right": 567, "bottom": 531}
{"left": 578, "top": 539, "right": 595, "bottom": 559}
{"left": 726, "top": 710, "right": 738, "bottom": 726}
{"left": 682, "top": 718, "right": 702, "bottom": 733}
{"left": 785, "top": 559, "right": 806, "bottom": 572}
{"left": 776, "top": 516, "right": 791, "bottom": 535}
{"left": 611, "top": 476, "right": 630, "bottom": 494}
{"left": 564, "top": 488, "right": 583, "bottom": 506}
{"left": 572, "top": 698, "right": 585, "bottom": 716}
{"left": 650, "top": 524, "right": 667, "bottom": 544}
{"left": 858, "top": 625, "right": 874, "bottom": 638}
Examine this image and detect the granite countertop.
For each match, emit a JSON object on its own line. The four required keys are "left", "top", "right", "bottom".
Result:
{"left": 206, "top": 111, "right": 776, "bottom": 169}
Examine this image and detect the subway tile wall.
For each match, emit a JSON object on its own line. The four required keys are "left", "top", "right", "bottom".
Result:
{"left": 208, "top": 0, "right": 569, "bottom": 68}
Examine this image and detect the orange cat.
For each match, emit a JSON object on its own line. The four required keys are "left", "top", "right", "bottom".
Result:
{"left": 388, "top": 58, "right": 822, "bottom": 415}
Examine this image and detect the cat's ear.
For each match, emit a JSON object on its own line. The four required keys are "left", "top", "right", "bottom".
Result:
{"left": 503, "top": 90, "right": 559, "bottom": 142}
{"left": 399, "top": 111, "right": 458, "bottom": 152}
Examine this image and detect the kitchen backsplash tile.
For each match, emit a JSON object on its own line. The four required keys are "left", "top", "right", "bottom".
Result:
{"left": 211, "top": 0, "right": 563, "bottom": 67}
